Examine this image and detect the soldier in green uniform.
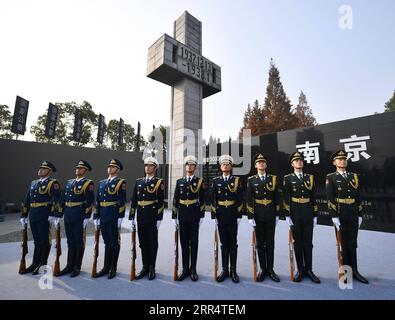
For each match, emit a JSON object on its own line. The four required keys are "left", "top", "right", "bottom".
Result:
{"left": 326, "top": 149, "right": 368, "bottom": 284}
{"left": 283, "top": 151, "right": 320, "bottom": 283}
{"left": 211, "top": 154, "right": 243, "bottom": 283}
{"left": 172, "top": 155, "right": 205, "bottom": 281}
{"left": 246, "top": 153, "right": 281, "bottom": 282}
{"left": 129, "top": 157, "right": 164, "bottom": 280}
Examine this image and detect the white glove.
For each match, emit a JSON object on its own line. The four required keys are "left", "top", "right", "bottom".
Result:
{"left": 332, "top": 217, "right": 341, "bottom": 230}
{"left": 117, "top": 218, "right": 123, "bottom": 228}
{"left": 130, "top": 219, "right": 136, "bottom": 230}
{"left": 275, "top": 217, "right": 279, "bottom": 226}
{"left": 172, "top": 219, "right": 179, "bottom": 228}
{"left": 48, "top": 216, "right": 55, "bottom": 224}
{"left": 286, "top": 216, "right": 294, "bottom": 227}
{"left": 83, "top": 219, "right": 88, "bottom": 228}
{"left": 156, "top": 220, "right": 161, "bottom": 229}
{"left": 248, "top": 219, "right": 256, "bottom": 229}
{"left": 212, "top": 219, "right": 218, "bottom": 226}
{"left": 20, "top": 218, "right": 27, "bottom": 227}
{"left": 199, "top": 218, "right": 204, "bottom": 228}
{"left": 358, "top": 217, "right": 363, "bottom": 228}
{"left": 93, "top": 218, "right": 100, "bottom": 229}
{"left": 237, "top": 218, "right": 242, "bottom": 225}
{"left": 53, "top": 217, "right": 60, "bottom": 229}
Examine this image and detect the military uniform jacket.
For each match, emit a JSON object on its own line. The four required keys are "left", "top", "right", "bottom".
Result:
{"left": 211, "top": 176, "right": 243, "bottom": 224}
{"left": 21, "top": 177, "right": 61, "bottom": 222}
{"left": 172, "top": 176, "right": 205, "bottom": 222}
{"left": 326, "top": 171, "right": 363, "bottom": 221}
{"left": 94, "top": 177, "right": 126, "bottom": 222}
{"left": 246, "top": 174, "right": 280, "bottom": 221}
{"left": 283, "top": 173, "right": 318, "bottom": 219}
{"left": 129, "top": 177, "right": 164, "bottom": 224}
{"left": 61, "top": 177, "right": 95, "bottom": 222}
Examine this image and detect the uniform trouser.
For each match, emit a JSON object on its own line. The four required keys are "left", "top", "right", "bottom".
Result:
{"left": 339, "top": 218, "right": 359, "bottom": 271}
{"left": 65, "top": 219, "right": 86, "bottom": 269}
{"left": 65, "top": 219, "right": 85, "bottom": 248}
{"left": 30, "top": 218, "right": 51, "bottom": 266}
{"left": 255, "top": 218, "right": 276, "bottom": 271}
{"left": 138, "top": 222, "right": 158, "bottom": 268}
{"left": 218, "top": 222, "right": 238, "bottom": 270}
{"left": 179, "top": 220, "right": 199, "bottom": 271}
{"left": 291, "top": 217, "right": 314, "bottom": 272}
{"left": 100, "top": 218, "right": 120, "bottom": 250}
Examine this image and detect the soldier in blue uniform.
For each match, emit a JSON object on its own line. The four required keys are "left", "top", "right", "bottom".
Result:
{"left": 283, "top": 151, "right": 320, "bottom": 283}
{"left": 326, "top": 149, "right": 368, "bottom": 284}
{"left": 19, "top": 161, "right": 61, "bottom": 275}
{"left": 129, "top": 157, "right": 164, "bottom": 280}
{"left": 211, "top": 154, "right": 243, "bottom": 283}
{"left": 56, "top": 160, "right": 94, "bottom": 277}
{"left": 246, "top": 153, "right": 281, "bottom": 282}
{"left": 93, "top": 159, "right": 126, "bottom": 279}
{"left": 172, "top": 155, "right": 205, "bottom": 281}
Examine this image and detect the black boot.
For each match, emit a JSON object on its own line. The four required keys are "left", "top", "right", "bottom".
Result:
{"left": 257, "top": 248, "right": 266, "bottom": 282}
{"left": 293, "top": 271, "right": 303, "bottom": 282}
{"left": 33, "top": 244, "right": 51, "bottom": 275}
{"left": 148, "top": 265, "right": 156, "bottom": 280}
{"left": 350, "top": 248, "right": 369, "bottom": 284}
{"left": 306, "top": 270, "right": 321, "bottom": 283}
{"left": 108, "top": 246, "right": 120, "bottom": 279}
{"left": 93, "top": 246, "right": 111, "bottom": 278}
{"left": 135, "top": 248, "right": 149, "bottom": 279}
{"left": 20, "top": 245, "right": 41, "bottom": 274}
{"left": 177, "top": 268, "right": 190, "bottom": 281}
{"left": 230, "top": 249, "right": 239, "bottom": 283}
{"left": 190, "top": 269, "right": 198, "bottom": 282}
{"left": 266, "top": 245, "right": 280, "bottom": 282}
{"left": 216, "top": 269, "right": 229, "bottom": 282}
{"left": 216, "top": 247, "right": 229, "bottom": 282}
{"left": 135, "top": 266, "right": 149, "bottom": 279}
{"left": 303, "top": 246, "right": 320, "bottom": 283}
{"left": 56, "top": 247, "right": 76, "bottom": 277}
{"left": 70, "top": 247, "right": 84, "bottom": 278}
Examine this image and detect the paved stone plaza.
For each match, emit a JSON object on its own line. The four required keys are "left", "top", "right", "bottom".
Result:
{"left": 0, "top": 210, "right": 394, "bottom": 300}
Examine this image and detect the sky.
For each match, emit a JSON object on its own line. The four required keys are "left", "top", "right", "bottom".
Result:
{"left": 0, "top": 0, "right": 394, "bottom": 142}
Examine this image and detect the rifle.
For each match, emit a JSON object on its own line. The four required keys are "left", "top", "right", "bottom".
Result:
{"left": 334, "top": 226, "right": 344, "bottom": 279}
{"left": 91, "top": 226, "right": 100, "bottom": 277}
{"left": 18, "top": 223, "right": 28, "bottom": 274}
{"left": 173, "top": 226, "right": 179, "bottom": 281}
{"left": 214, "top": 225, "right": 218, "bottom": 280}
{"left": 53, "top": 224, "right": 62, "bottom": 275}
{"left": 130, "top": 225, "right": 136, "bottom": 281}
{"left": 288, "top": 227, "right": 295, "bottom": 281}
{"left": 252, "top": 229, "right": 257, "bottom": 281}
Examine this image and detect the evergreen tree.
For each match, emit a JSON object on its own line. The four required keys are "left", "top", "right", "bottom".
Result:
{"left": 294, "top": 91, "right": 317, "bottom": 127}
{"left": 384, "top": 90, "right": 395, "bottom": 112}
{"left": 262, "top": 59, "right": 297, "bottom": 133}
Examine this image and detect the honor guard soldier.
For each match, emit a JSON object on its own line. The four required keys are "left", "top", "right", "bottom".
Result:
{"left": 172, "top": 155, "right": 205, "bottom": 281}
{"left": 246, "top": 153, "right": 281, "bottom": 282}
{"left": 56, "top": 160, "right": 94, "bottom": 277}
{"left": 129, "top": 157, "right": 164, "bottom": 280}
{"left": 283, "top": 152, "right": 320, "bottom": 283}
{"left": 326, "top": 150, "right": 368, "bottom": 284}
{"left": 19, "top": 161, "right": 61, "bottom": 275}
{"left": 211, "top": 154, "right": 243, "bottom": 283}
{"left": 93, "top": 159, "right": 126, "bottom": 279}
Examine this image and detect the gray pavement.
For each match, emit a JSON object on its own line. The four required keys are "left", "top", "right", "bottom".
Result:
{"left": 0, "top": 209, "right": 394, "bottom": 300}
